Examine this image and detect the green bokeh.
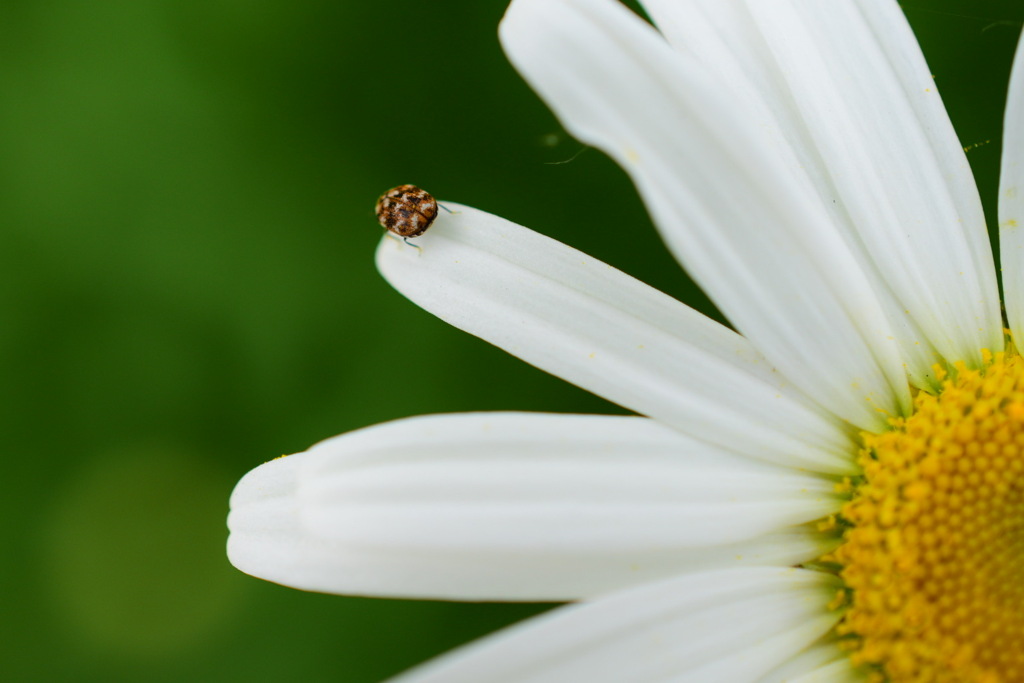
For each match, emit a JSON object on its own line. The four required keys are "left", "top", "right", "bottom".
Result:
{"left": 1, "top": 1, "right": 1021, "bottom": 681}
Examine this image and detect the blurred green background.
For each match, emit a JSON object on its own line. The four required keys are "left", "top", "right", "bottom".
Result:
{"left": 1, "top": 1, "right": 1021, "bottom": 681}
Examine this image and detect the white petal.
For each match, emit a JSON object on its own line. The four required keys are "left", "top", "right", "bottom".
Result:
{"left": 393, "top": 567, "right": 842, "bottom": 683}
{"left": 378, "top": 205, "right": 858, "bottom": 473}
{"left": 850, "top": 0, "right": 1000, "bottom": 362}
{"left": 500, "top": 0, "right": 911, "bottom": 431}
{"left": 755, "top": 639, "right": 861, "bottom": 683}
{"left": 1001, "top": 30, "right": 1024, "bottom": 343}
{"left": 226, "top": 452, "right": 307, "bottom": 582}
{"left": 745, "top": 0, "right": 1001, "bottom": 366}
{"left": 644, "top": 0, "right": 1000, "bottom": 374}
{"left": 228, "top": 413, "right": 841, "bottom": 601}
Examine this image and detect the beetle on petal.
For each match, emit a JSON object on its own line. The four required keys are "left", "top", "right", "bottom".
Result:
{"left": 375, "top": 185, "right": 439, "bottom": 241}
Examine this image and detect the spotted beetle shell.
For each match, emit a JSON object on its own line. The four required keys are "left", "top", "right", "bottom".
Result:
{"left": 375, "top": 185, "right": 439, "bottom": 238}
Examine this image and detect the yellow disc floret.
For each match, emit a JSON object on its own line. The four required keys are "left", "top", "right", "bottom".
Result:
{"left": 832, "top": 349, "right": 1024, "bottom": 683}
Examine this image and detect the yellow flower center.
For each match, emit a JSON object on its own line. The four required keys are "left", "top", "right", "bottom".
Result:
{"left": 831, "top": 349, "right": 1024, "bottom": 683}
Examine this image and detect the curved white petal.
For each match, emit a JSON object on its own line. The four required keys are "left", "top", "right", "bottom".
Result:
{"left": 228, "top": 413, "right": 842, "bottom": 601}
{"left": 392, "top": 567, "right": 842, "bottom": 683}
{"left": 640, "top": 0, "right": 1001, "bottom": 387}
{"left": 637, "top": 0, "right": 941, "bottom": 394}
{"left": 500, "top": 0, "right": 911, "bottom": 431}
{"left": 851, "top": 0, "right": 999, "bottom": 360}
{"left": 755, "top": 638, "right": 861, "bottom": 683}
{"left": 1002, "top": 30, "right": 1024, "bottom": 343}
{"left": 378, "top": 205, "right": 858, "bottom": 473}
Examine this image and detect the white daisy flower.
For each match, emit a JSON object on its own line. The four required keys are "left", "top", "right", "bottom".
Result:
{"left": 228, "top": 0, "right": 1024, "bottom": 680}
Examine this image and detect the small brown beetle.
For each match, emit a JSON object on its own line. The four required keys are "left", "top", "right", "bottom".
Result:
{"left": 375, "top": 185, "right": 439, "bottom": 242}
